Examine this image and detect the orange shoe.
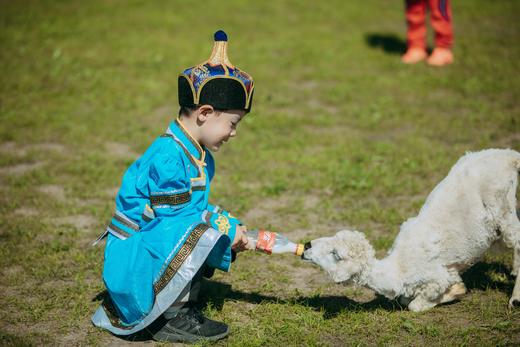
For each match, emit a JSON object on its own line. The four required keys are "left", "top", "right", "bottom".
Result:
{"left": 427, "top": 47, "right": 454, "bottom": 66}
{"left": 401, "top": 47, "right": 428, "bottom": 64}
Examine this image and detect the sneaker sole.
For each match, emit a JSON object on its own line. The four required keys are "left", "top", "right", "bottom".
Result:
{"left": 151, "top": 326, "right": 229, "bottom": 343}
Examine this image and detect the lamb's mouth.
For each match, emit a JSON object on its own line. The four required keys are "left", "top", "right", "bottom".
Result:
{"left": 301, "top": 241, "right": 313, "bottom": 261}
{"left": 301, "top": 254, "right": 313, "bottom": 262}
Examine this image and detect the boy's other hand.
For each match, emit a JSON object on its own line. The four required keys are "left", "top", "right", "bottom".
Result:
{"left": 232, "top": 225, "right": 249, "bottom": 252}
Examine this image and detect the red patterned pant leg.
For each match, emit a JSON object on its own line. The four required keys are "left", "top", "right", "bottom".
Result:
{"left": 429, "top": 0, "right": 453, "bottom": 48}
{"left": 405, "top": 0, "right": 427, "bottom": 49}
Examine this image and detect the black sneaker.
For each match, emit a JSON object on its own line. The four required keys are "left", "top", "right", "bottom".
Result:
{"left": 150, "top": 307, "right": 229, "bottom": 343}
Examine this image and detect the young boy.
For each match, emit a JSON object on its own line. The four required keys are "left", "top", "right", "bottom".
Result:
{"left": 92, "top": 30, "right": 254, "bottom": 343}
{"left": 401, "top": 0, "right": 454, "bottom": 66}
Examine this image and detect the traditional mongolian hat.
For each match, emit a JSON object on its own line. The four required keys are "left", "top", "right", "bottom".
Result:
{"left": 178, "top": 30, "right": 254, "bottom": 112}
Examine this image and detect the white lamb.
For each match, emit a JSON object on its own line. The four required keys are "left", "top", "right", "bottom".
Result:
{"left": 303, "top": 149, "right": 520, "bottom": 312}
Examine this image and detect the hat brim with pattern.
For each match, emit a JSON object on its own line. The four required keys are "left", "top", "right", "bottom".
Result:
{"left": 178, "top": 30, "right": 254, "bottom": 112}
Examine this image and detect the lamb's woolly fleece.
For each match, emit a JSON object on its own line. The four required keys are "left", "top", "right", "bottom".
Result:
{"left": 304, "top": 149, "right": 520, "bottom": 311}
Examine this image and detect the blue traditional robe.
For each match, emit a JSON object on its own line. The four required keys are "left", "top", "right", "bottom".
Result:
{"left": 91, "top": 119, "right": 241, "bottom": 335}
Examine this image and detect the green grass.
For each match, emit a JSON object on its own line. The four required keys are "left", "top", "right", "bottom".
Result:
{"left": 1, "top": 0, "right": 519, "bottom": 346}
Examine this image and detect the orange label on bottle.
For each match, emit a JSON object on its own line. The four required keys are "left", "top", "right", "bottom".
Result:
{"left": 256, "top": 230, "right": 276, "bottom": 255}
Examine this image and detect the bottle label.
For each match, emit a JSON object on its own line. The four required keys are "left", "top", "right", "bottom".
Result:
{"left": 256, "top": 230, "right": 276, "bottom": 255}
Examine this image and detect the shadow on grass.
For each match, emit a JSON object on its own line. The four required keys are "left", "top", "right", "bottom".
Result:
{"left": 199, "top": 280, "right": 403, "bottom": 319}
{"left": 91, "top": 281, "right": 402, "bottom": 343}
{"left": 364, "top": 32, "right": 407, "bottom": 55}
{"left": 91, "top": 260, "right": 516, "bottom": 341}
{"left": 462, "top": 261, "right": 515, "bottom": 293}
{"left": 199, "top": 261, "right": 517, "bottom": 317}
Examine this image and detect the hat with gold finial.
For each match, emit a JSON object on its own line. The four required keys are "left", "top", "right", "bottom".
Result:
{"left": 178, "top": 30, "right": 254, "bottom": 112}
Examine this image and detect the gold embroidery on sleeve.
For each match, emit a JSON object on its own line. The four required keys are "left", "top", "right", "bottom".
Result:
{"left": 214, "top": 215, "right": 231, "bottom": 235}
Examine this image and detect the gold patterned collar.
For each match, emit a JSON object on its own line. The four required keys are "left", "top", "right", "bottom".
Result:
{"left": 169, "top": 118, "right": 205, "bottom": 162}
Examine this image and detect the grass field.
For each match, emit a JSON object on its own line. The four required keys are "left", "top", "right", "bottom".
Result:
{"left": 1, "top": 0, "right": 519, "bottom": 346}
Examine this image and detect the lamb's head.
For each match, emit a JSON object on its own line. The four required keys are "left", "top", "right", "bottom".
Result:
{"left": 303, "top": 229, "right": 375, "bottom": 284}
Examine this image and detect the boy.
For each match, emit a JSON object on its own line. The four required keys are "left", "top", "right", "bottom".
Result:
{"left": 402, "top": 0, "right": 454, "bottom": 66}
{"left": 92, "top": 30, "right": 254, "bottom": 343}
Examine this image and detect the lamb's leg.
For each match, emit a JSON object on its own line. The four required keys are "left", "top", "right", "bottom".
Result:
{"left": 506, "top": 216, "right": 520, "bottom": 306}
{"left": 512, "top": 244, "right": 520, "bottom": 277}
{"left": 407, "top": 282, "right": 445, "bottom": 312}
{"left": 408, "top": 294, "right": 438, "bottom": 312}
{"left": 438, "top": 282, "right": 467, "bottom": 304}
{"left": 496, "top": 195, "right": 520, "bottom": 306}
{"left": 510, "top": 247, "right": 520, "bottom": 307}
{"left": 497, "top": 187, "right": 520, "bottom": 276}
{"left": 501, "top": 213, "right": 520, "bottom": 307}
{"left": 407, "top": 271, "right": 466, "bottom": 312}
{"left": 408, "top": 282, "right": 466, "bottom": 312}
{"left": 510, "top": 275, "right": 520, "bottom": 308}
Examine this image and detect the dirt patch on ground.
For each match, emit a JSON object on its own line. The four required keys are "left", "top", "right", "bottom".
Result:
{"left": 37, "top": 184, "right": 66, "bottom": 201}
{"left": 238, "top": 180, "right": 263, "bottom": 191}
{"left": 105, "top": 142, "right": 139, "bottom": 159}
{"left": 0, "top": 141, "right": 67, "bottom": 157}
{"left": 59, "top": 329, "right": 91, "bottom": 347}
{"left": 0, "top": 141, "right": 26, "bottom": 156}
{"left": 294, "top": 80, "right": 320, "bottom": 91}
{"left": 364, "top": 124, "right": 416, "bottom": 143}
{"left": 302, "top": 123, "right": 361, "bottom": 139}
{"left": 243, "top": 195, "right": 295, "bottom": 228}
{"left": 13, "top": 207, "right": 39, "bottom": 216}
{"left": 98, "top": 337, "right": 160, "bottom": 346}
{"left": 302, "top": 194, "right": 321, "bottom": 210}
{"left": 76, "top": 197, "right": 103, "bottom": 207}
{"left": 286, "top": 261, "right": 335, "bottom": 295}
{"left": 307, "top": 98, "right": 339, "bottom": 115}
{"left": 148, "top": 104, "right": 175, "bottom": 122}
{"left": 286, "top": 228, "right": 316, "bottom": 241}
{"left": 0, "top": 161, "right": 44, "bottom": 175}
{"left": 40, "top": 279, "right": 75, "bottom": 291}
{"left": 0, "top": 310, "right": 56, "bottom": 338}
{"left": 105, "top": 186, "right": 120, "bottom": 198}
{"left": 2, "top": 265, "right": 24, "bottom": 277}
{"left": 0, "top": 141, "right": 69, "bottom": 176}
{"left": 50, "top": 214, "right": 97, "bottom": 232}
{"left": 497, "top": 132, "right": 520, "bottom": 148}
{"left": 31, "top": 143, "right": 67, "bottom": 153}
{"left": 243, "top": 192, "right": 345, "bottom": 242}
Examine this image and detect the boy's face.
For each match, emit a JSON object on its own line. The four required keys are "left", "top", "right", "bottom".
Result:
{"left": 199, "top": 108, "right": 246, "bottom": 152}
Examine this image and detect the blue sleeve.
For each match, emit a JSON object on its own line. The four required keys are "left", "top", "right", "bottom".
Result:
{"left": 205, "top": 204, "right": 244, "bottom": 253}
{"left": 207, "top": 204, "right": 242, "bottom": 224}
{"left": 148, "top": 152, "right": 192, "bottom": 217}
{"left": 203, "top": 209, "right": 241, "bottom": 272}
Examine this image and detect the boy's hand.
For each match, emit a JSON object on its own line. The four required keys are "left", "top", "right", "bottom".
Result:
{"left": 232, "top": 225, "right": 250, "bottom": 252}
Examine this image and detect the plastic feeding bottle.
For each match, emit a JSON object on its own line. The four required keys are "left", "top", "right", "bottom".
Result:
{"left": 245, "top": 230, "right": 306, "bottom": 256}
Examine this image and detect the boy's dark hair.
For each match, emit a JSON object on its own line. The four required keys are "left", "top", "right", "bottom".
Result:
{"left": 178, "top": 106, "right": 195, "bottom": 117}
